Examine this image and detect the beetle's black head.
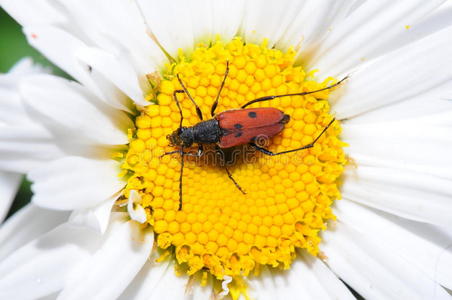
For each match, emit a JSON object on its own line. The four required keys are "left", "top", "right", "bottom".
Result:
{"left": 167, "top": 127, "right": 194, "bottom": 147}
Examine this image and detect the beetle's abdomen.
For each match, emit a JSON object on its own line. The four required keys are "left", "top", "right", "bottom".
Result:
{"left": 217, "top": 107, "right": 289, "bottom": 148}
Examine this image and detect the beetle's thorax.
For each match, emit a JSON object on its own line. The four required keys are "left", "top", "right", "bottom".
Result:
{"left": 167, "top": 119, "right": 221, "bottom": 147}
{"left": 191, "top": 119, "right": 222, "bottom": 144}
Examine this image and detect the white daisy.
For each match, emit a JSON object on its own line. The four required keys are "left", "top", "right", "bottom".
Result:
{"left": 1, "top": 0, "right": 452, "bottom": 299}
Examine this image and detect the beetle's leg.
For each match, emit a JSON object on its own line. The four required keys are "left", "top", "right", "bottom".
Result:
{"left": 176, "top": 74, "right": 204, "bottom": 120}
{"left": 183, "top": 145, "right": 204, "bottom": 157}
{"left": 215, "top": 146, "right": 246, "bottom": 194}
{"left": 160, "top": 146, "right": 203, "bottom": 158}
{"left": 196, "top": 144, "right": 204, "bottom": 156}
{"left": 210, "top": 61, "right": 230, "bottom": 117}
{"left": 160, "top": 149, "right": 182, "bottom": 157}
{"left": 224, "top": 166, "right": 246, "bottom": 194}
{"left": 250, "top": 118, "right": 335, "bottom": 156}
{"left": 240, "top": 76, "right": 348, "bottom": 108}
{"left": 177, "top": 145, "right": 205, "bottom": 210}
{"left": 158, "top": 147, "right": 185, "bottom": 210}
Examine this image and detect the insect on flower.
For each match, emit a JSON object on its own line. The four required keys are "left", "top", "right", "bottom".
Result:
{"left": 162, "top": 62, "right": 347, "bottom": 210}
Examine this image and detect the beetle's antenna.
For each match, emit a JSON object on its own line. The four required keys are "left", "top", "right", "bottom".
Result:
{"left": 173, "top": 90, "right": 185, "bottom": 128}
{"left": 172, "top": 91, "right": 185, "bottom": 210}
{"left": 178, "top": 147, "right": 185, "bottom": 210}
{"left": 241, "top": 76, "right": 348, "bottom": 108}
{"left": 177, "top": 74, "right": 204, "bottom": 120}
{"left": 211, "top": 61, "right": 230, "bottom": 117}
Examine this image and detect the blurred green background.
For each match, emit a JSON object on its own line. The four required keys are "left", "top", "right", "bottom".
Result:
{"left": 0, "top": 8, "right": 56, "bottom": 71}
{"left": 1, "top": 8, "right": 63, "bottom": 218}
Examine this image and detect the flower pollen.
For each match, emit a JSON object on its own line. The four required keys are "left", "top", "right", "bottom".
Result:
{"left": 122, "top": 38, "right": 346, "bottom": 281}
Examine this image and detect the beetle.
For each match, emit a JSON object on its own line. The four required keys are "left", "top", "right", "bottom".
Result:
{"left": 162, "top": 61, "right": 347, "bottom": 210}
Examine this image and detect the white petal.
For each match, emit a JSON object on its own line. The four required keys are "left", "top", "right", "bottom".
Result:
{"left": 210, "top": 0, "right": 246, "bottom": 42}
{"left": 38, "top": 292, "right": 58, "bottom": 300}
{"left": 381, "top": 4, "right": 452, "bottom": 57}
{"left": 5, "top": 57, "right": 49, "bottom": 77}
{"left": 280, "top": 0, "right": 357, "bottom": 56}
{"left": 137, "top": 261, "right": 187, "bottom": 299}
{"left": 185, "top": 0, "right": 215, "bottom": 44}
{"left": 342, "top": 111, "right": 452, "bottom": 181}
{"left": 0, "top": 58, "right": 47, "bottom": 125}
{"left": 127, "top": 190, "right": 147, "bottom": 224}
{"left": 246, "top": 267, "right": 277, "bottom": 300}
{"left": 0, "top": 126, "right": 65, "bottom": 173}
{"left": 322, "top": 222, "right": 451, "bottom": 299}
{"left": 77, "top": 47, "right": 149, "bottom": 106}
{"left": 308, "top": 0, "right": 446, "bottom": 78}
{"left": 69, "top": 195, "right": 118, "bottom": 234}
{"left": 0, "top": 96, "right": 28, "bottom": 127}
{"left": 342, "top": 121, "right": 452, "bottom": 170}
{"left": 20, "top": 74, "right": 131, "bottom": 146}
{"left": 248, "top": 255, "right": 354, "bottom": 300}
{"left": 0, "top": 171, "right": 21, "bottom": 222}
{"left": 119, "top": 259, "right": 186, "bottom": 300}
{"left": 333, "top": 25, "right": 452, "bottom": 119}
{"left": 0, "top": 59, "right": 62, "bottom": 173}
{"left": 0, "top": 203, "right": 69, "bottom": 260}
{"left": 136, "top": 0, "right": 195, "bottom": 56}
{"left": 92, "top": 197, "right": 118, "bottom": 233}
{"left": 0, "top": 223, "right": 100, "bottom": 300}
{"left": 335, "top": 199, "right": 452, "bottom": 289}
{"left": 29, "top": 156, "right": 125, "bottom": 210}
{"left": 0, "top": 88, "right": 28, "bottom": 125}
{"left": 298, "top": 251, "right": 356, "bottom": 300}
{"left": 181, "top": 0, "right": 246, "bottom": 46}
{"left": 22, "top": 26, "right": 106, "bottom": 99}
{"left": 340, "top": 85, "right": 452, "bottom": 125}
{"left": 191, "top": 277, "right": 214, "bottom": 300}
{"left": 0, "top": 0, "right": 66, "bottom": 26}
{"left": 22, "top": 25, "right": 132, "bottom": 111}
{"left": 58, "top": 220, "right": 154, "bottom": 300}
{"left": 3, "top": 0, "right": 164, "bottom": 106}
{"left": 341, "top": 164, "right": 452, "bottom": 227}
{"left": 0, "top": 60, "right": 66, "bottom": 173}
{"left": 137, "top": 0, "right": 245, "bottom": 55}
{"left": 54, "top": 0, "right": 163, "bottom": 75}
{"left": 241, "top": 0, "right": 305, "bottom": 47}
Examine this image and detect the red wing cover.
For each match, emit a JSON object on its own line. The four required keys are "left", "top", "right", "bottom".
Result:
{"left": 216, "top": 107, "right": 285, "bottom": 130}
{"left": 216, "top": 108, "right": 287, "bottom": 148}
{"left": 219, "top": 123, "right": 285, "bottom": 148}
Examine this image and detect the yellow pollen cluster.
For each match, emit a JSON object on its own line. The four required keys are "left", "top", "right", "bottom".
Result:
{"left": 122, "top": 38, "right": 346, "bottom": 280}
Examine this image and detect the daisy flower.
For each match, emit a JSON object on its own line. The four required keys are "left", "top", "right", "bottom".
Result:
{"left": 1, "top": 0, "right": 452, "bottom": 299}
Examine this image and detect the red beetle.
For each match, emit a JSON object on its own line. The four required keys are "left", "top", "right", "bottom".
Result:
{"left": 163, "top": 62, "right": 347, "bottom": 210}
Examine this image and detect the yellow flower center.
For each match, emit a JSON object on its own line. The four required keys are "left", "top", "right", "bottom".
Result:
{"left": 122, "top": 38, "right": 346, "bottom": 281}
